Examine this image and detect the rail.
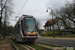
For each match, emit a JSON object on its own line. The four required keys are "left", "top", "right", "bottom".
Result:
{"left": 10, "top": 39, "right": 19, "bottom": 50}
{"left": 21, "top": 44, "right": 35, "bottom": 50}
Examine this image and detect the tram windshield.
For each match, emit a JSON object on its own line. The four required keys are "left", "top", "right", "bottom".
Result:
{"left": 24, "top": 19, "right": 37, "bottom": 32}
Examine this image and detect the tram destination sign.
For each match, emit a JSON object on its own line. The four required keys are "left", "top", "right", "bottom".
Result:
{"left": 26, "top": 18, "right": 34, "bottom": 20}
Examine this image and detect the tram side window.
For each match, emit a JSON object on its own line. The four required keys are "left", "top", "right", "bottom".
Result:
{"left": 18, "top": 22, "right": 20, "bottom": 34}
{"left": 21, "top": 20, "right": 23, "bottom": 32}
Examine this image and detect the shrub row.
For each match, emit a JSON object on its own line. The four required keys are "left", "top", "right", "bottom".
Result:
{"left": 41, "top": 31, "right": 59, "bottom": 36}
{"left": 72, "top": 30, "right": 75, "bottom": 34}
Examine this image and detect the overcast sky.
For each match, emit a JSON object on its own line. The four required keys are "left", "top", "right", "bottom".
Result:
{"left": 10, "top": 0, "right": 73, "bottom": 29}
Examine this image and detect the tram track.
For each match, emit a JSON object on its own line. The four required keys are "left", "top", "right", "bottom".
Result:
{"left": 10, "top": 39, "right": 19, "bottom": 50}
{"left": 10, "top": 38, "right": 62, "bottom": 50}
{"left": 21, "top": 44, "right": 35, "bottom": 50}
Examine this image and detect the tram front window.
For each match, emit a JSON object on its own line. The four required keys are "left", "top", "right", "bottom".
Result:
{"left": 24, "top": 20, "right": 37, "bottom": 32}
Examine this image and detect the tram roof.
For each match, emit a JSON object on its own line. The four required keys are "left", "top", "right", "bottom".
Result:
{"left": 19, "top": 15, "right": 35, "bottom": 21}
{"left": 22, "top": 15, "right": 33, "bottom": 18}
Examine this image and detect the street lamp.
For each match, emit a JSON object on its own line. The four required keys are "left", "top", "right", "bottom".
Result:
{"left": 46, "top": 7, "right": 55, "bottom": 38}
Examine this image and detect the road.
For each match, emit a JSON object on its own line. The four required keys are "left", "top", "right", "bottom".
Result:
{"left": 37, "top": 38, "right": 75, "bottom": 48}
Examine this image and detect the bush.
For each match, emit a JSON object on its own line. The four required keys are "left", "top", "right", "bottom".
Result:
{"left": 41, "top": 31, "right": 59, "bottom": 36}
{"left": 47, "top": 31, "right": 59, "bottom": 36}
{"left": 54, "top": 31, "right": 59, "bottom": 35}
{"left": 41, "top": 32, "right": 47, "bottom": 36}
{"left": 72, "top": 30, "right": 75, "bottom": 34}
{"left": 47, "top": 31, "right": 53, "bottom": 36}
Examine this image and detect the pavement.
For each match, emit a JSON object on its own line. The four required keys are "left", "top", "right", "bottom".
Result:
{"left": 38, "top": 36, "right": 75, "bottom": 40}
{"left": 37, "top": 36, "right": 75, "bottom": 48}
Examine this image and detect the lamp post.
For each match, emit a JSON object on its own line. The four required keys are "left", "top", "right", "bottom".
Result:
{"left": 46, "top": 7, "right": 55, "bottom": 38}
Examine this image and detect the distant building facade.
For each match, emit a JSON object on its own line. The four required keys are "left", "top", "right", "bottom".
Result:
{"left": 44, "top": 17, "right": 64, "bottom": 31}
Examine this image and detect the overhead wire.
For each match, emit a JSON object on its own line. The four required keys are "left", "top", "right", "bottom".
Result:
{"left": 17, "top": 0, "right": 28, "bottom": 16}
{"left": 10, "top": 0, "right": 28, "bottom": 21}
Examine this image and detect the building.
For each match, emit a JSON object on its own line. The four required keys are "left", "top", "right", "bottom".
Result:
{"left": 44, "top": 17, "right": 64, "bottom": 31}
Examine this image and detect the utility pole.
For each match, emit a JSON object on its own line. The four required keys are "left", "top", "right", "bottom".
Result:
{"left": 46, "top": 7, "right": 55, "bottom": 38}
{"left": 0, "top": 0, "right": 2, "bottom": 20}
{"left": 0, "top": 0, "right": 1, "bottom": 21}
{"left": 3, "top": 0, "right": 7, "bottom": 38}
{"left": 0, "top": 0, "right": 2, "bottom": 37}
{"left": 0, "top": 0, "right": 1, "bottom": 16}
{"left": 51, "top": 10, "right": 55, "bottom": 38}
{"left": 4, "top": 6, "right": 7, "bottom": 38}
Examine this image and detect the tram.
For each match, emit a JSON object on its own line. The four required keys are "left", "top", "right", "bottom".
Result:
{"left": 11, "top": 15, "right": 38, "bottom": 42}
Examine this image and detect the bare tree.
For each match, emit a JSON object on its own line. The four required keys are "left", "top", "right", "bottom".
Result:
{"left": 48, "top": 0, "right": 75, "bottom": 36}
{"left": 52, "top": 0, "right": 75, "bottom": 28}
{"left": 4, "top": 0, "right": 14, "bottom": 25}
{"left": 36, "top": 21, "right": 41, "bottom": 31}
{"left": 0, "top": 0, "right": 14, "bottom": 25}
{"left": 0, "top": 0, "right": 14, "bottom": 36}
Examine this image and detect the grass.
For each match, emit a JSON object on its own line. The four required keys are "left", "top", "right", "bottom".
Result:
{"left": 36, "top": 42, "right": 62, "bottom": 47}
{"left": 56, "top": 34, "right": 75, "bottom": 38}
{"left": 0, "top": 38, "right": 5, "bottom": 40}
{"left": 11, "top": 39, "right": 52, "bottom": 50}
{"left": 0, "top": 38, "right": 5, "bottom": 45}
{"left": 61, "top": 35, "right": 75, "bottom": 38}
{"left": 11, "top": 38, "right": 26, "bottom": 50}
{"left": 11, "top": 38, "right": 52, "bottom": 50}
{"left": 26, "top": 43, "right": 52, "bottom": 50}
{"left": 36, "top": 42, "right": 75, "bottom": 50}
{"left": 44, "top": 34, "right": 75, "bottom": 38}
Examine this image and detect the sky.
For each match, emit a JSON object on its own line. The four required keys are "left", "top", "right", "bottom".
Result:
{"left": 10, "top": 0, "right": 73, "bottom": 29}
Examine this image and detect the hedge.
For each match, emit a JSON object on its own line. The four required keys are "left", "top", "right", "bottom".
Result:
{"left": 72, "top": 30, "right": 75, "bottom": 34}
{"left": 41, "top": 31, "right": 59, "bottom": 36}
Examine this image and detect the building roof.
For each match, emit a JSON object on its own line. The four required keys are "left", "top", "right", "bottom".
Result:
{"left": 44, "top": 18, "right": 58, "bottom": 27}
{"left": 48, "top": 18, "right": 57, "bottom": 23}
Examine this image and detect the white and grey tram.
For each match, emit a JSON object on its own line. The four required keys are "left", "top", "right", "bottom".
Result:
{"left": 11, "top": 15, "right": 38, "bottom": 42}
